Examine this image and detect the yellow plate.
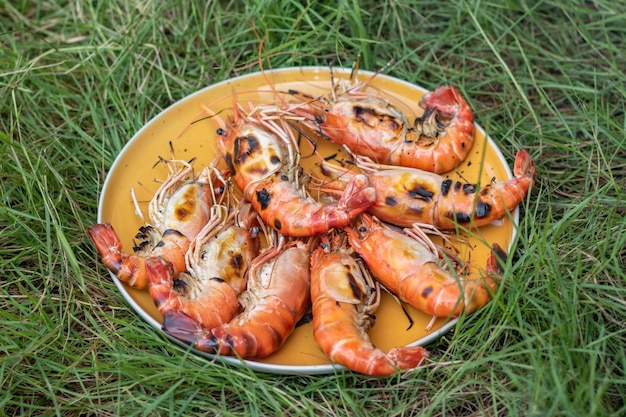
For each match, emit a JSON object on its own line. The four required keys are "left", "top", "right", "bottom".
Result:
{"left": 97, "top": 67, "right": 517, "bottom": 375}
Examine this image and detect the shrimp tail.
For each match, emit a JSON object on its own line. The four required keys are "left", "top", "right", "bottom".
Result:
{"left": 418, "top": 84, "right": 464, "bottom": 119}
{"left": 337, "top": 173, "right": 377, "bottom": 217}
{"left": 87, "top": 223, "right": 149, "bottom": 289}
{"left": 486, "top": 243, "right": 507, "bottom": 275}
{"left": 513, "top": 149, "right": 536, "bottom": 181}
{"left": 162, "top": 310, "right": 207, "bottom": 342}
{"left": 387, "top": 346, "right": 430, "bottom": 370}
{"left": 143, "top": 257, "right": 204, "bottom": 338}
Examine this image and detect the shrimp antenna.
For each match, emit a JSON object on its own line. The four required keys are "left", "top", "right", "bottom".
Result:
{"left": 191, "top": 108, "right": 230, "bottom": 125}
{"left": 356, "top": 58, "right": 396, "bottom": 92}
{"left": 283, "top": 119, "right": 320, "bottom": 158}
{"left": 329, "top": 62, "right": 337, "bottom": 102}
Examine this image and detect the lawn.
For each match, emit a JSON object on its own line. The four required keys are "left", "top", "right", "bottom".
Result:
{"left": 1, "top": 1, "right": 624, "bottom": 416}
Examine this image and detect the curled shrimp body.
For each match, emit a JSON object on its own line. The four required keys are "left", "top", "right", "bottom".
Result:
{"left": 181, "top": 239, "right": 311, "bottom": 359}
{"left": 145, "top": 205, "right": 260, "bottom": 335}
{"left": 345, "top": 215, "right": 506, "bottom": 318}
{"left": 310, "top": 236, "right": 429, "bottom": 375}
{"left": 293, "top": 84, "right": 474, "bottom": 174}
{"left": 317, "top": 149, "right": 535, "bottom": 229}
{"left": 88, "top": 163, "right": 219, "bottom": 289}
{"left": 215, "top": 104, "right": 376, "bottom": 237}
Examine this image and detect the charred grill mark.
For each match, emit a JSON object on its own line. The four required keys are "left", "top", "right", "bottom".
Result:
{"left": 246, "top": 135, "right": 259, "bottom": 153}
{"left": 247, "top": 165, "right": 269, "bottom": 176}
{"left": 234, "top": 135, "right": 261, "bottom": 164}
{"left": 441, "top": 179, "right": 452, "bottom": 196}
{"left": 138, "top": 225, "right": 153, "bottom": 234}
{"left": 224, "top": 153, "right": 235, "bottom": 174}
{"left": 353, "top": 106, "right": 372, "bottom": 119}
{"left": 480, "top": 185, "right": 492, "bottom": 196}
{"left": 454, "top": 181, "right": 462, "bottom": 191}
{"left": 270, "top": 155, "right": 281, "bottom": 165}
{"left": 475, "top": 201, "right": 492, "bottom": 219}
{"left": 256, "top": 189, "right": 272, "bottom": 210}
{"left": 408, "top": 185, "right": 434, "bottom": 201}
{"left": 233, "top": 136, "right": 241, "bottom": 163}
{"left": 347, "top": 272, "right": 363, "bottom": 300}
{"left": 174, "top": 187, "right": 198, "bottom": 221}
{"left": 353, "top": 105, "right": 401, "bottom": 130}
{"left": 422, "top": 286, "right": 433, "bottom": 298}
{"left": 385, "top": 196, "right": 397, "bottom": 206}
{"left": 408, "top": 206, "right": 423, "bottom": 215}
{"left": 210, "top": 276, "right": 226, "bottom": 283}
{"left": 132, "top": 240, "right": 151, "bottom": 252}
{"left": 230, "top": 254, "right": 243, "bottom": 270}
{"left": 462, "top": 183, "right": 477, "bottom": 194}
{"left": 454, "top": 212, "right": 471, "bottom": 223}
{"left": 162, "top": 229, "right": 184, "bottom": 238}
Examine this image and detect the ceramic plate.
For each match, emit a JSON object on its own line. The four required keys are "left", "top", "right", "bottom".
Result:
{"left": 97, "top": 67, "right": 518, "bottom": 375}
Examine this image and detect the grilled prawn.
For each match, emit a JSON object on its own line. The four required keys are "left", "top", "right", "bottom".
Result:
{"left": 88, "top": 162, "right": 220, "bottom": 289}
{"left": 345, "top": 215, "right": 507, "bottom": 318}
{"left": 176, "top": 237, "right": 311, "bottom": 359}
{"left": 214, "top": 103, "right": 376, "bottom": 237}
{"left": 145, "top": 204, "right": 260, "bottom": 335}
{"left": 292, "top": 83, "right": 474, "bottom": 173}
{"left": 310, "top": 235, "right": 429, "bottom": 375}
{"left": 315, "top": 149, "right": 535, "bottom": 229}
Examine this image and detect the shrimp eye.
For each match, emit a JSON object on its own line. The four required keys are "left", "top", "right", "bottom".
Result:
{"left": 358, "top": 226, "right": 367, "bottom": 233}
{"left": 216, "top": 128, "right": 225, "bottom": 136}
{"left": 321, "top": 242, "right": 329, "bottom": 249}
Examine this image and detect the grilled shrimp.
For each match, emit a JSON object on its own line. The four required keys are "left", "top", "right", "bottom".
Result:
{"left": 169, "top": 236, "right": 311, "bottom": 359}
{"left": 315, "top": 149, "right": 535, "bottom": 229}
{"left": 88, "top": 162, "right": 220, "bottom": 289}
{"left": 145, "top": 204, "right": 260, "bottom": 335}
{"left": 214, "top": 102, "right": 376, "bottom": 237}
{"left": 292, "top": 83, "right": 474, "bottom": 173}
{"left": 345, "top": 215, "right": 507, "bottom": 318}
{"left": 310, "top": 235, "right": 429, "bottom": 375}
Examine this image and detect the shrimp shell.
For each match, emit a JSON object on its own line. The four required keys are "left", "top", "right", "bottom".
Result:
{"left": 345, "top": 215, "right": 506, "bottom": 318}
{"left": 316, "top": 149, "right": 535, "bottom": 229}
{"left": 292, "top": 84, "right": 474, "bottom": 174}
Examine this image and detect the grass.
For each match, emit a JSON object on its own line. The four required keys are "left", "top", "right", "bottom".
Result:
{"left": 1, "top": 0, "right": 625, "bottom": 415}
